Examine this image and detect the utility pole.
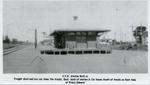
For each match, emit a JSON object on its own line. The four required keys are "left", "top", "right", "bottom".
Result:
{"left": 124, "top": 33, "right": 126, "bottom": 42}
{"left": 35, "top": 29, "right": 37, "bottom": 49}
{"left": 120, "top": 27, "right": 121, "bottom": 42}
{"left": 114, "top": 32, "right": 116, "bottom": 40}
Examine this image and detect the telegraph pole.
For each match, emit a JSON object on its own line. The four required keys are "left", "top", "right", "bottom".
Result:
{"left": 35, "top": 29, "right": 37, "bottom": 49}
{"left": 124, "top": 33, "right": 126, "bottom": 42}
{"left": 120, "top": 27, "right": 121, "bottom": 42}
{"left": 130, "top": 25, "right": 136, "bottom": 42}
{"left": 131, "top": 25, "right": 134, "bottom": 42}
{"left": 114, "top": 32, "right": 116, "bottom": 40}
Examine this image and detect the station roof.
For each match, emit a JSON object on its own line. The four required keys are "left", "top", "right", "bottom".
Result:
{"left": 50, "top": 28, "right": 111, "bottom": 35}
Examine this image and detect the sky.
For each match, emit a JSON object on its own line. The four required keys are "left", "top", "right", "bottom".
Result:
{"left": 3, "top": 0, "right": 147, "bottom": 42}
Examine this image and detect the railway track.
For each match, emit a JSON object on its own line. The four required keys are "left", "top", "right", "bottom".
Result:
{"left": 3, "top": 45, "right": 27, "bottom": 55}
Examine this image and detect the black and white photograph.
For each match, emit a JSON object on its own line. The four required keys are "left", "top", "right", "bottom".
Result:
{"left": 3, "top": 0, "right": 148, "bottom": 74}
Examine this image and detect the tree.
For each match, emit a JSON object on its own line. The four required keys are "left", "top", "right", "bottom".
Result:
{"left": 3, "top": 36, "right": 10, "bottom": 43}
{"left": 54, "top": 32, "right": 65, "bottom": 49}
{"left": 133, "top": 26, "right": 147, "bottom": 45}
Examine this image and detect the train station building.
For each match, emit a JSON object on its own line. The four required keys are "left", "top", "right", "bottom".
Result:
{"left": 50, "top": 28, "right": 110, "bottom": 49}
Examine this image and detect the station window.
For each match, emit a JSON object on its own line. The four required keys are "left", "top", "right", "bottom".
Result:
{"left": 67, "top": 32, "right": 75, "bottom": 35}
{"left": 76, "top": 32, "right": 81, "bottom": 35}
{"left": 82, "top": 32, "right": 87, "bottom": 35}
{"left": 88, "top": 32, "right": 96, "bottom": 35}
{"left": 76, "top": 36, "right": 86, "bottom": 43}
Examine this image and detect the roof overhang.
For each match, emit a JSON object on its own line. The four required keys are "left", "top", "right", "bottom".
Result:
{"left": 50, "top": 28, "right": 111, "bottom": 36}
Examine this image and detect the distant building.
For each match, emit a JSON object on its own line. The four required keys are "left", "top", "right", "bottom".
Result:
{"left": 50, "top": 28, "right": 110, "bottom": 49}
{"left": 41, "top": 37, "right": 54, "bottom": 46}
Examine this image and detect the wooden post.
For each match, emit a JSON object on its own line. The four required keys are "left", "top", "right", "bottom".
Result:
{"left": 86, "top": 32, "right": 88, "bottom": 48}
{"left": 35, "top": 29, "right": 37, "bottom": 49}
{"left": 75, "top": 32, "right": 77, "bottom": 48}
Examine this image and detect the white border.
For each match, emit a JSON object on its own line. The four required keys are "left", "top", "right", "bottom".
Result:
{"left": 0, "top": 0, "right": 3, "bottom": 75}
{"left": 0, "top": 0, "right": 149, "bottom": 84}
